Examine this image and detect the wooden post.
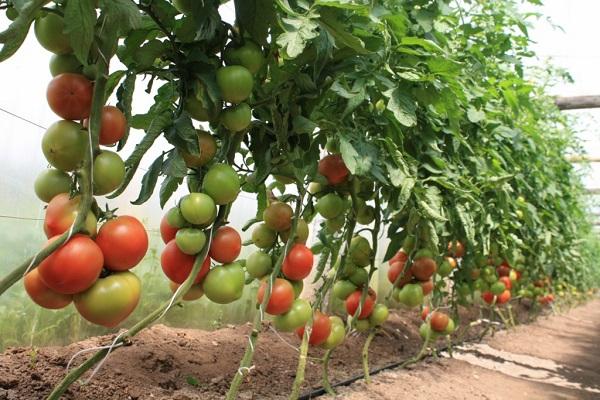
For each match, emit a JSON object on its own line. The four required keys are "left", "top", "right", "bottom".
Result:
{"left": 555, "top": 95, "right": 600, "bottom": 110}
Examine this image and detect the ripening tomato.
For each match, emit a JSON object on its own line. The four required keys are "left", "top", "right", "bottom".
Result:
{"left": 33, "top": 168, "right": 71, "bottom": 203}
{"left": 47, "top": 73, "right": 93, "bottom": 120}
{"left": 498, "top": 276, "right": 512, "bottom": 291}
{"left": 74, "top": 271, "right": 141, "bottom": 328}
{"left": 95, "top": 216, "right": 148, "bottom": 271}
{"left": 345, "top": 290, "right": 376, "bottom": 319}
{"left": 497, "top": 289, "right": 511, "bottom": 304}
{"left": 296, "top": 311, "right": 332, "bottom": 346}
{"left": 160, "top": 214, "right": 179, "bottom": 244}
{"left": 209, "top": 226, "right": 241, "bottom": 263}
{"left": 181, "top": 130, "right": 217, "bottom": 168}
{"left": 389, "top": 249, "right": 409, "bottom": 265}
{"left": 318, "top": 154, "right": 349, "bottom": 185}
{"left": 169, "top": 281, "right": 204, "bottom": 301}
{"left": 421, "top": 305, "right": 430, "bottom": 321}
{"left": 447, "top": 241, "right": 465, "bottom": 258}
{"left": 202, "top": 262, "right": 245, "bottom": 304}
{"left": 24, "top": 268, "right": 72, "bottom": 309}
{"left": 481, "top": 291, "right": 495, "bottom": 304}
{"left": 257, "top": 278, "right": 294, "bottom": 315}
{"left": 387, "top": 260, "right": 412, "bottom": 287}
{"left": 430, "top": 311, "right": 449, "bottom": 332}
{"left": 282, "top": 244, "right": 314, "bottom": 280}
{"left": 83, "top": 106, "right": 127, "bottom": 145}
{"left": 44, "top": 193, "right": 97, "bottom": 238}
{"left": 41, "top": 120, "right": 87, "bottom": 172}
{"left": 263, "top": 201, "right": 293, "bottom": 232}
{"left": 161, "top": 240, "right": 210, "bottom": 284}
{"left": 38, "top": 235, "right": 104, "bottom": 294}
{"left": 420, "top": 279, "right": 434, "bottom": 296}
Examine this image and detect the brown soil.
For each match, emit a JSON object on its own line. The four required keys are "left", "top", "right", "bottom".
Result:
{"left": 0, "top": 301, "right": 565, "bottom": 400}
{"left": 335, "top": 298, "right": 600, "bottom": 400}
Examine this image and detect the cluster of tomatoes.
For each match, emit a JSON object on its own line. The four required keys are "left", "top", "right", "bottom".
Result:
{"left": 24, "top": 15, "right": 148, "bottom": 328}
{"left": 160, "top": 163, "right": 244, "bottom": 303}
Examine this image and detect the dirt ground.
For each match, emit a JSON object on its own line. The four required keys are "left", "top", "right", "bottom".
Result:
{"left": 335, "top": 299, "right": 600, "bottom": 400}
{"left": 0, "top": 300, "right": 593, "bottom": 400}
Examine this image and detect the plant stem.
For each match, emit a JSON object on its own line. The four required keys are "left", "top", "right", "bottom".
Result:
{"left": 288, "top": 329, "right": 310, "bottom": 399}
{"left": 321, "top": 349, "right": 335, "bottom": 395}
{"left": 362, "top": 330, "right": 376, "bottom": 384}
{"left": 226, "top": 192, "right": 306, "bottom": 400}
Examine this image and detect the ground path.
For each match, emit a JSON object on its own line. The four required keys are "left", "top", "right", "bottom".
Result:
{"left": 332, "top": 299, "right": 600, "bottom": 400}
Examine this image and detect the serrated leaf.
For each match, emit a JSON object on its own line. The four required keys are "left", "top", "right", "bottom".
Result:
{"left": 131, "top": 154, "right": 163, "bottom": 205}
{"left": 418, "top": 186, "right": 447, "bottom": 222}
{"left": 339, "top": 137, "right": 371, "bottom": 175}
{"left": 116, "top": 72, "right": 136, "bottom": 151}
{"left": 397, "top": 177, "right": 415, "bottom": 212}
{"left": 234, "top": 0, "right": 275, "bottom": 45}
{"left": 276, "top": 14, "right": 320, "bottom": 58}
{"left": 163, "top": 149, "right": 188, "bottom": 178}
{"left": 315, "top": 0, "right": 370, "bottom": 14}
{"left": 160, "top": 175, "right": 183, "bottom": 208}
{"left": 456, "top": 203, "right": 476, "bottom": 246}
{"left": 98, "top": 0, "right": 142, "bottom": 35}
{"left": 64, "top": 0, "right": 96, "bottom": 65}
{"left": 384, "top": 88, "right": 417, "bottom": 127}
{"left": 164, "top": 114, "right": 199, "bottom": 156}
{"left": 0, "top": 0, "right": 46, "bottom": 62}
{"left": 104, "top": 70, "right": 126, "bottom": 102}
{"left": 319, "top": 9, "right": 369, "bottom": 54}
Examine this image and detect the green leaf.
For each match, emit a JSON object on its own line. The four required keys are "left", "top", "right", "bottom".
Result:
{"left": 418, "top": 186, "right": 447, "bottom": 222}
{"left": 64, "top": 0, "right": 96, "bottom": 65}
{"left": 104, "top": 70, "right": 126, "bottom": 103}
{"left": 164, "top": 114, "right": 199, "bottom": 156}
{"left": 397, "top": 177, "right": 415, "bottom": 212}
{"left": 339, "top": 137, "right": 371, "bottom": 175}
{"left": 467, "top": 107, "right": 485, "bottom": 123}
{"left": 456, "top": 203, "right": 476, "bottom": 246}
{"left": 98, "top": 0, "right": 142, "bottom": 35}
{"left": 315, "top": 0, "right": 370, "bottom": 14}
{"left": 256, "top": 184, "right": 267, "bottom": 219}
{"left": 160, "top": 175, "right": 183, "bottom": 208}
{"left": 162, "top": 149, "right": 188, "bottom": 178}
{"left": 276, "top": 14, "right": 320, "bottom": 58}
{"left": 0, "top": 0, "right": 47, "bottom": 62}
{"left": 131, "top": 154, "right": 164, "bottom": 205}
{"left": 384, "top": 88, "right": 417, "bottom": 127}
{"left": 319, "top": 9, "right": 369, "bottom": 54}
{"left": 234, "top": 0, "right": 276, "bottom": 45}
{"left": 116, "top": 72, "right": 136, "bottom": 151}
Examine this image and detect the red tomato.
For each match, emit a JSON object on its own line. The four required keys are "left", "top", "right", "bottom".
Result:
{"left": 47, "top": 73, "right": 93, "bottom": 120}
{"left": 282, "top": 244, "right": 314, "bottom": 280}
{"left": 161, "top": 240, "right": 210, "bottom": 284}
{"left": 496, "top": 264, "right": 510, "bottom": 277}
{"left": 38, "top": 235, "right": 103, "bottom": 294}
{"left": 498, "top": 276, "right": 512, "bottom": 291}
{"left": 256, "top": 278, "right": 294, "bottom": 315}
{"left": 345, "top": 290, "right": 376, "bottom": 319}
{"left": 95, "top": 216, "right": 148, "bottom": 271}
{"left": 209, "top": 226, "right": 241, "bottom": 264}
{"left": 160, "top": 214, "right": 178, "bottom": 244}
{"left": 295, "top": 311, "right": 332, "bottom": 346}
{"left": 497, "top": 290, "right": 511, "bottom": 304}
{"left": 481, "top": 291, "right": 495, "bottom": 304}
{"left": 24, "top": 268, "right": 72, "bottom": 309}
{"left": 430, "top": 311, "right": 449, "bottom": 332}
{"left": 411, "top": 257, "right": 437, "bottom": 281}
{"left": 447, "top": 241, "right": 465, "bottom": 258}
{"left": 83, "top": 106, "right": 127, "bottom": 145}
{"left": 387, "top": 260, "right": 412, "bottom": 287}
{"left": 421, "top": 305, "right": 430, "bottom": 321}
{"left": 318, "top": 154, "right": 349, "bottom": 185}
{"left": 389, "top": 249, "right": 409, "bottom": 264}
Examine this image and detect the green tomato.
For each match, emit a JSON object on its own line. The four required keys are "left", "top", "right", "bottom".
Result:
{"left": 438, "top": 260, "right": 453, "bottom": 277}
{"left": 49, "top": 54, "right": 83, "bottom": 76}
{"left": 349, "top": 267, "right": 369, "bottom": 287}
{"left": 179, "top": 193, "right": 217, "bottom": 226}
{"left": 419, "top": 323, "right": 436, "bottom": 341}
{"left": 251, "top": 223, "right": 277, "bottom": 248}
{"left": 356, "top": 204, "right": 375, "bottom": 225}
{"left": 34, "top": 13, "right": 72, "bottom": 54}
{"left": 42, "top": 120, "right": 86, "bottom": 172}
{"left": 202, "top": 163, "right": 240, "bottom": 205}
{"left": 273, "top": 298, "right": 312, "bottom": 332}
{"left": 333, "top": 280, "right": 357, "bottom": 300}
{"left": 457, "top": 283, "right": 471, "bottom": 297}
{"left": 175, "top": 228, "right": 206, "bottom": 255}
{"left": 202, "top": 262, "right": 245, "bottom": 304}
{"left": 396, "top": 283, "right": 424, "bottom": 308}
{"left": 321, "top": 316, "right": 345, "bottom": 349}
{"left": 221, "top": 103, "right": 252, "bottom": 132}
{"left": 316, "top": 193, "right": 344, "bottom": 219}
{"left": 166, "top": 206, "right": 187, "bottom": 228}
{"left": 216, "top": 66, "right": 254, "bottom": 104}
{"left": 444, "top": 318, "right": 456, "bottom": 335}
{"left": 349, "top": 236, "right": 372, "bottom": 267}
{"left": 93, "top": 151, "right": 125, "bottom": 195}
{"left": 402, "top": 236, "right": 416, "bottom": 253}
{"left": 223, "top": 41, "right": 265, "bottom": 74}
{"left": 34, "top": 169, "right": 71, "bottom": 203}
{"left": 326, "top": 214, "right": 345, "bottom": 233}
{"left": 6, "top": 7, "right": 18, "bottom": 21}
{"left": 173, "top": 0, "right": 193, "bottom": 14}
{"left": 369, "top": 304, "right": 389, "bottom": 327}
{"left": 308, "top": 182, "right": 324, "bottom": 197}
{"left": 355, "top": 319, "right": 371, "bottom": 332}
{"left": 490, "top": 281, "right": 506, "bottom": 296}
{"left": 245, "top": 250, "right": 272, "bottom": 279}
{"left": 473, "top": 278, "right": 489, "bottom": 292}
{"left": 74, "top": 271, "right": 140, "bottom": 328}
{"left": 280, "top": 219, "right": 309, "bottom": 244}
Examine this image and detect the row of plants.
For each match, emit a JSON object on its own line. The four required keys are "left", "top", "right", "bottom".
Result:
{"left": 0, "top": 0, "right": 598, "bottom": 398}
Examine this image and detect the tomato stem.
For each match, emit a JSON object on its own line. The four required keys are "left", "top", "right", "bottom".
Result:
{"left": 321, "top": 349, "right": 336, "bottom": 395}
{"left": 362, "top": 330, "right": 376, "bottom": 384}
